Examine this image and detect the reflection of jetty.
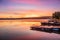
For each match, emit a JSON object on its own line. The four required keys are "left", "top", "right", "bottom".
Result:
{"left": 31, "top": 26, "right": 60, "bottom": 34}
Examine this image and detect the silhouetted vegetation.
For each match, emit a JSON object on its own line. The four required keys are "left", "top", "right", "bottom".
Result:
{"left": 52, "top": 12, "right": 60, "bottom": 19}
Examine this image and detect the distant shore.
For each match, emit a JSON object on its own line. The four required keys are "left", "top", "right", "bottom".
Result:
{"left": 0, "top": 18, "right": 50, "bottom": 20}
{"left": 0, "top": 16, "right": 52, "bottom": 20}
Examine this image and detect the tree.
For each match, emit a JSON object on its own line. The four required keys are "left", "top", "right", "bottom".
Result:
{"left": 52, "top": 12, "right": 60, "bottom": 19}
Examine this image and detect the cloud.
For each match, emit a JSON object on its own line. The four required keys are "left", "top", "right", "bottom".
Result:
{"left": 9, "top": 0, "right": 59, "bottom": 7}
{"left": 10, "top": 0, "right": 41, "bottom": 5}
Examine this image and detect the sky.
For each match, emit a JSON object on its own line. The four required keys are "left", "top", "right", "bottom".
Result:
{"left": 0, "top": 0, "right": 60, "bottom": 18}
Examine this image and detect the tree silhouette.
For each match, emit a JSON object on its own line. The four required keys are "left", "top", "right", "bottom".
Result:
{"left": 52, "top": 12, "right": 60, "bottom": 19}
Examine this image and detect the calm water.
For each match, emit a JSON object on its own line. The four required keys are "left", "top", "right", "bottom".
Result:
{"left": 0, "top": 19, "right": 60, "bottom": 40}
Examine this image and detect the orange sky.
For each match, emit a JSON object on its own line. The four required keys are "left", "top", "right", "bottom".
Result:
{"left": 0, "top": 10, "right": 53, "bottom": 18}
{"left": 0, "top": 0, "right": 59, "bottom": 18}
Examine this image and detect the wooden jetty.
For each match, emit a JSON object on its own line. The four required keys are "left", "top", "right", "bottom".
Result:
{"left": 41, "top": 19, "right": 60, "bottom": 26}
{"left": 41, "top": 22, "right": 60, "bottom": 26}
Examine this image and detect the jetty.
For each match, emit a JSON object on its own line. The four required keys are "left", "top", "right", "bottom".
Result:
{"left": 41, "top": 19, "right": 60, "bottom": 26}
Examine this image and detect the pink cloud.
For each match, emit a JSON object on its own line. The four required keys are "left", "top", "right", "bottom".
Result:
{"left": 11, "top": 0, "right": 41, "bottom": 5}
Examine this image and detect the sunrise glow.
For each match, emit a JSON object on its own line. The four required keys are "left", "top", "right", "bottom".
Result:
{"left": 24, "top": 14, "right": 39, "bottom": 18}
{"left": 0, "top": 0, "right": 60, "bottom": 18}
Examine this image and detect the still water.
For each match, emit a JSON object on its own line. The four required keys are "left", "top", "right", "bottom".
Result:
{"left": 0, "top": 19, "right": 60, "bottom": 40}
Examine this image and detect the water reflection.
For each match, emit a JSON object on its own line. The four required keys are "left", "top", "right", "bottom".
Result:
{"left": 0, "top": 20, "right": 60, "bottom": 40}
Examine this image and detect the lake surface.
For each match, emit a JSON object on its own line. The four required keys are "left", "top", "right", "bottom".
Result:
{"left": 0, "top": 19, "right": 60, "bottom": 40}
